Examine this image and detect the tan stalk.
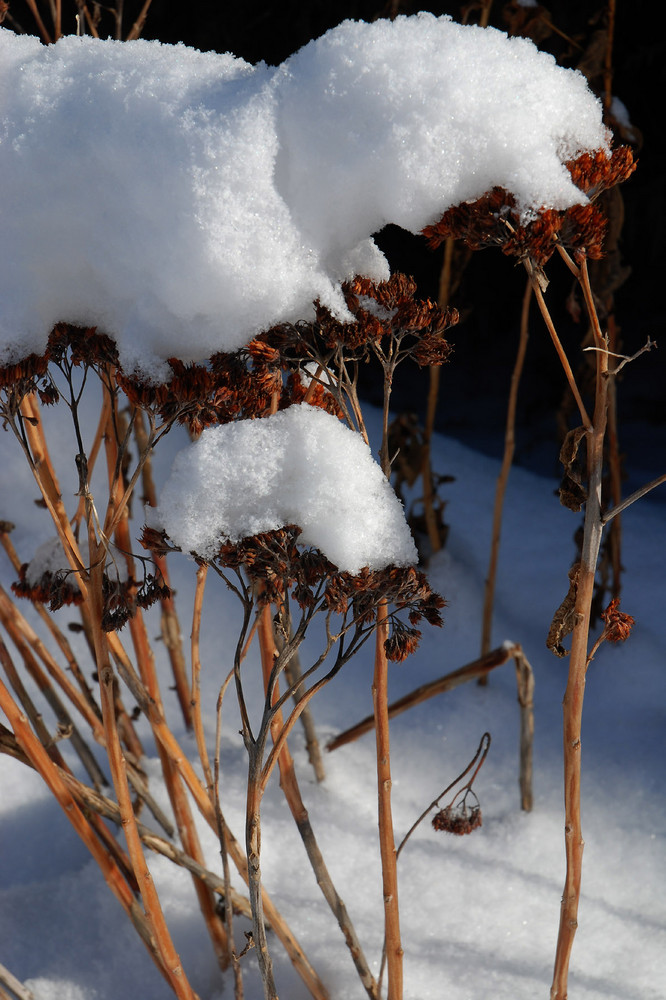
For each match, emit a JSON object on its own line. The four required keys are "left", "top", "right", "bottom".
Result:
{"left": 24, "top": 0, "right": 52, "bottom": 42}
{"left": 1, "top": 527, "right": 100, "bottom": 713}
{"left": 0, "top": 962, "right": 36, "bottom": 1000}
{"left": 513, "top": 647, "right": 534, "bottom": 812}
{"left": 0, "top": 584, "right": 106, "bottom": 744}
{"left": 125, "top": 0, "right": 153, "bottom": 40}
{"left": 135, "top": 407, "right": 192, "bottom": 728}
{"left": 535, "top": 256, "right": 609, "bottom": 1000}
{"left": 16, "top": 393, "right": 143, "bottom": 757}
{"left": 480, "top": 279, "right": 531, "bottom": 656}
{"left": 422, "top": 234, "right": 456, "bottom": 554}
{"left": 101, "top": 393, "right": 230, "bottom": 971}
{"left": 373, "top": 600, "right": 402, "bottom": 1000}
{"left": 87, "top": 537, "right": 198, "bottom": 1000}
{"left": 0, "top": 588, "right": 106, "bottom": 787}
{"left": 530, "top": 284, "right": 592, "bottom": 430}
{"left": 328, "top": 644, "right": 517, "bottom": 749}
{"left": 0, "top": 670, "right": 171, "bottom": 985}
{"left": 279, "top": 638, "right": 325, "bottom": 782}
{"left": 106, "top": 628, "right": 328, "bottom": 1000}
{"left": 257, "top": 602, "right": 377, "bottom": 999}
{"left": 604, "top": 315, "right": 623, "bottom": 597}
{"left": 1, "top": 725, "right": 254, "bottom": 921}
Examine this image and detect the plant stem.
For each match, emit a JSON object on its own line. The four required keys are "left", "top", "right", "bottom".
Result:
{"left": 373, "top": 600, "right": 403, "bottom": 1000}
{"left": 0, "top": 671, "right": 170, "bottom": 985}
{"left": 481, "top": 279, "right": 531, "bottom": 657}
{"left": 549, "top": 257, "right": 609, "bottom": 1000}
{"left": 246, "top": 742, "right": 279, "bottom": 1000}
{"left": 88, "top": 541, "right": 198, "bottom": 1000}
{"left": 257, "top": 604, "right": 377, "bottom": 999}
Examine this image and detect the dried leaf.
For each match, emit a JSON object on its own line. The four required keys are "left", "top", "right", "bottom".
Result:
{"left": 558, "top": 426, "right": 588, "bottom": 511}
{"left": 547, "top": 561, "right": 582, "bottom": 657}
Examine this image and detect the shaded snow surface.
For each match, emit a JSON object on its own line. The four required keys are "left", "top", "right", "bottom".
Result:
{"left": 0, "top": 405, "right": 664, "bottom": 1000}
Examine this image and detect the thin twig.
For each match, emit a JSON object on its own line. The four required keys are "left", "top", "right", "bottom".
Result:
{"left": 481, "top": 279, "right": 531, "bottom": 657}
{"left": 327, "top": 644, "right": 517, "bottom": 751}
{"left": 602, "top": 472, "right": 666, "bottom": 524}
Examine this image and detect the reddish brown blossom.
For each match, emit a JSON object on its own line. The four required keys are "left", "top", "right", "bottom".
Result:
{"left": 422, "top": 147, "right": 636, "bottom": 269}
{"left": 432, "top": 801, "right": 482, "bottom": 836}
{"left": 385, "top": 623, "right": 422, "bottom": 662}
{"left": 47, "top": 323, "right": 119, "bottom": 368}
{"left": 600, "top": 597, "right": 635, "bottom": 643}
{"left": 12, "top": 564, "right": 84, "bottom": 610}
{"left": 0, "top": 353, "right": 49, "bottom": 392}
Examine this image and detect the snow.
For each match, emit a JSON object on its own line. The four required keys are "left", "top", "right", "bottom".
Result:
{"left": 1, "top": 13, "right": 662, "bottom": 1000}
{"left": 1, "top": 406, "right": 664, "bottom": 1000}
{"left": 0, "top": 14, "right": 608, "bottom": 380}
{"left": 151, "top": 403, "right": 418, "bottom": 572}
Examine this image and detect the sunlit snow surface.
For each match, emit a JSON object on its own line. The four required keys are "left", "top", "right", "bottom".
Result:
{"left": 0, "top": 14, "right": 607, "bottom": 379}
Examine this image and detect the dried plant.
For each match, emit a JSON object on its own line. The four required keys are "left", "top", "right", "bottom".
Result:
{"left": 423, "top": 141, "right": 660, "bottom": 1000}
{"left": 0, "top": 268, "right": 455, "bottom": 1000}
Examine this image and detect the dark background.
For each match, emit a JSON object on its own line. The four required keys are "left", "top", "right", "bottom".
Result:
{"left": 6, "top": 0, "right": 665, "bottom": 493}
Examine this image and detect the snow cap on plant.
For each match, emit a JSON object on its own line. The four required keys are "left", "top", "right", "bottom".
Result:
{"left": 0, "top": 14, "right": 611, "bottom": 380}
{"left": 150, "top": 404, "right": 418, "bottom": 574}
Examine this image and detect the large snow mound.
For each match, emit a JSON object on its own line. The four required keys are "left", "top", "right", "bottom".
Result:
{"left": 151, "top": 404, "right": 418, "bottom": 573}
{"left": 0, "top": 15, "right": 607, "bottom": 379}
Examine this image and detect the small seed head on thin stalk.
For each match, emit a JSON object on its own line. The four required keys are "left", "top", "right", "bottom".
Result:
{"left": 600, "top": 596, "right": 635, "bottom": 643}
{"left": 432, "top": 799, "right": 482, "bottom": 835}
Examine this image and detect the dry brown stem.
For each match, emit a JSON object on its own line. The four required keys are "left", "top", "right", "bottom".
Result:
{"left": 373, "top": 600, "right": 402, "bottom": 1000}
{"left": 481, "top": 279, "right": 531, "bottom": 656}
{"left": 0, "top": 963, "right": 35, "bottom": 1000}
{"left": 135, "top": 407, "right": 192, "bottom": 728}
{"left": 257, "top": 603, "right": 377, "bottom": 999}
{"left": 102, "top": 395, "right": 230, "bottom": 971}
{"left": 328, "top": 644, "right": 518, "bottom": 751}
{"left": 545, "top": 256, "right": 609, "bottom": 1000}
{"left": 108, "top": 627, "right": 327, "bottom": 999}
{"left": 88, "top": 542, "right": 198, "bottom": 1000}
{"left": 0, "top": 670, "right": 170, "bottom": 985}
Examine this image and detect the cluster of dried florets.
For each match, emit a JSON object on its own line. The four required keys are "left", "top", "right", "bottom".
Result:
{"left": 422, "top": 147, "right": 636, "bottom": 267}
{"left": 142, "top": 523, "right": 446, "bottom": 661}
{"left": 12, "top": 563, "right": 84, "bottom": 610}
{"left": 12, "top": 556, "right": 169, "bottom": 630}
{"left": 2, "top": 278, "right": 452, "bottom": 644}
{"left": 432, "top": 799, "right": 482, "bottom": 836}
{"left": 315, "top": 273, "right": 457, "bottom": 367}
{"left": 0, "top": 323, "right": 120, "bottom": 413}
{"left": 600, "top": 596, "right": 635, "bottom": 644}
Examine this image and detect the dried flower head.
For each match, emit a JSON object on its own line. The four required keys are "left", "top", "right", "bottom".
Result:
{"left": 47, "top": 323, "right": 119, "bottom": 369}
{"left": 601, "top": 597, "right": 635, "bottom": 643}
{"left": 432, "top": 801, "right": 482, "bottom": 836}
{"left": 12, "top": 564, "right": 84, "bottom": 611}
{"left": 422, "top": 147, "right": 636, "bottom": 269}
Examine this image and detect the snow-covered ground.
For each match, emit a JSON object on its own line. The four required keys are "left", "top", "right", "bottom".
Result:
{"left": 1, "top": 400, "right": 664, "bottom": 1000}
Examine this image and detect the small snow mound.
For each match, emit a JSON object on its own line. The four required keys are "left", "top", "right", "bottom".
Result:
{"left": 152, "top": 404, "right": 418, "bottom": 573}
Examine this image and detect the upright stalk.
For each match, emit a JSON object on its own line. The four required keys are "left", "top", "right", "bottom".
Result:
{"left": 373, "top": 600, "right": 402, "bottom": 1000}
{"left": 257, "top": 603, "right": 377, "bottom": 999}
{"left": 531, "top": 256, "right": 609, "bottom": 1000}
{"left": 480, "top": 279, "right": 531, "bottom": 656}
